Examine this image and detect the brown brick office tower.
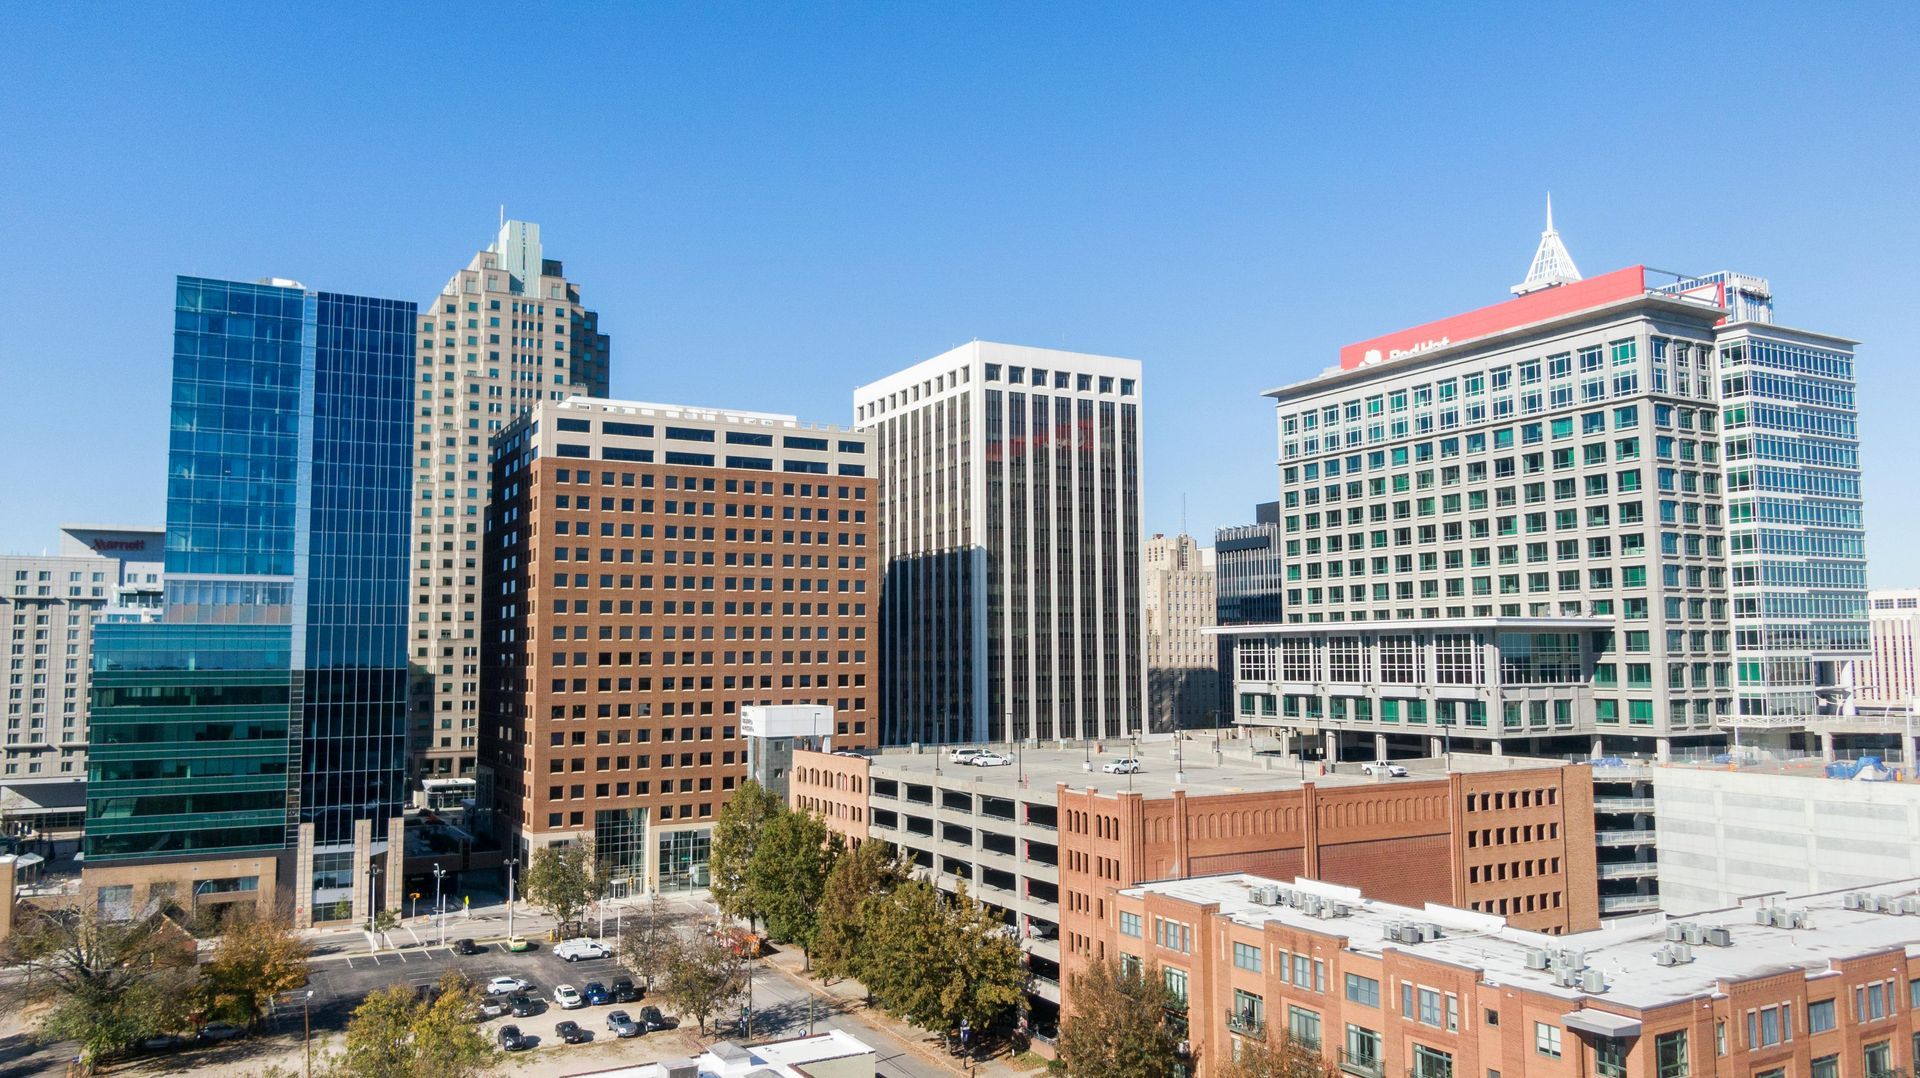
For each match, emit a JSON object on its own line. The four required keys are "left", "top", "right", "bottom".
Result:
{"left": 481, "top": 398, "right": 878, "bottom": 893}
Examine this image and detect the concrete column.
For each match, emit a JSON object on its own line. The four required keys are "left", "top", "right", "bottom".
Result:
{"left": 294, "top": 823, "right": 316, "bottom": 929}
{"left": 1655, "top": 737, "right": 1672, "bottom": 764}
{"left": 1490, "top": 739, "right": 1504, "bottom": 758}
{"left": 1374, "top": 733, "right": 1388, "bottom": 760}
{"left": 1904, "top": 733, "right": 1919, "bottom": 779}
{"left": 1819, "top": 731, "right": 1836, "bottom": 762}
{"left": 1324, "top": 729, "right": 1338, "bottom": 762}
{"left": 385, "top": 815, "right": 406, "bottom": 914}
{"left": 0, "top": 857, "right": 15, "bottom": 944}
{"left": 1591, "top": 736, "right": 1605, "bottom": 759}
{"left": 350, "top": 817, "right": 374, "bottom": 925}
{"left": 1428, "top": 736, "right": 1443, "bottom": 757}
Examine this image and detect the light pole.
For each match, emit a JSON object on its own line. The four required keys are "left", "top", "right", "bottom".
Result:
{"left": 432, "top": 863, "right": 446, "bottom": 945}
{"left": 505, "top": 857, "right": 519, "bottom": 941}
{"left": 302, "top": 989, "right": 313, "bottom": 1078}
{"left": 366, "top": 864, "right": 383, "bottom": 932}
{"left": 410, "top": 891, "right": 420, "bottom": 920}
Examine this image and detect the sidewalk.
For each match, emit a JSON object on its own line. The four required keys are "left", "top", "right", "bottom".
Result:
{"left": 757, "top": 946, "right": 1045, "bottom": 1077}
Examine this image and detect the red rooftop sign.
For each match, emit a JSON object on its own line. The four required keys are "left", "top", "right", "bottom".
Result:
{"left": 1338, "top": 266, "right": 1649, "bottom": 371}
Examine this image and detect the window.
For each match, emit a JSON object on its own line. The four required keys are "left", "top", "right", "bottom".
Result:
{"left": 1288, "top": 1005, "right": 1322, "bottom": 1050}
{"left": 1535, "top": 1023, "right": 1561, "bottom": 1058}
{"left": 1119, "top": 911, "right": 1141, "bottom": 938}
{"left": 1232, "top": 989, "right": 1265, "bottom": 1033}
{"left": 1232, "top": 941, "right": 1262, "bottom": 972}
{"left": 1163, "top": 967, "right": 1188, "bottom": 1007}
{"left": 1865, "top": 1041, "right": 1893, "bottom": 1078}
{"left": 1412, "top": 1044, "right": 1454, "bottom": 1078}
{"left": 1345, "top": 973, "right": 1380, "bottom": 1007}
{"left": 1747, "top": 1003, "right": 1791, "bottom": 1048}
{"left": 1345, "top": 1026, "right": 1382, "bottom": 1072}
{"left": 1809, "top": 998, "right": 1836, "bottom": 1033}
{"left": 1419, "top": 988, "right": 1443, "bottom": 1027}
{"left": 1596, "top": 1037, "right": 1628, "bottom": 1078}
{"left": 1811, "top": 1056, "right": 1838, "bottom": 1078}
{"left": 1154, "top": 918, "right": 1191, "bottom": 952}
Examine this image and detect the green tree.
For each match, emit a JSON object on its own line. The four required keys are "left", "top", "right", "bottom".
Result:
{"left": 198, "top": 911, "right": 312, "bottom": 1028}
{"left": 860, "top": 879, "right": 1025, "bottom": 1037}
{"left": 813, "top": 840, "right": 908, "bottom": 984}
{"left": 1056, "top": 958, "right": 1183, "bottom": 1078}
{"left": 0, "top": 903, "right": 198, "bottom": 1069}
{"left": 522, "top": 843, "right": 600, "bottom": 930}
{"left": 328, "top": 971, "right": 495, "bottom": 1078}
{"left": 746, "top": 809, "right": 842, "bottom": 965}
{"left": 657, "top": 932, "right": 749, "bottom": 1034}
{"left": 1216, "top": 1031, "right": 1339, "bottom": 1078}
{"left": 617, "top": 890, "right": 684, "bottom": 990}
{"left": 709, "top": 780, "right": 783, "bottom": 927}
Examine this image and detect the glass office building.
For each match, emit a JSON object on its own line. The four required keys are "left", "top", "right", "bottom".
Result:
{"left": 86, "top": 277, "right": 413, "bottom": 923}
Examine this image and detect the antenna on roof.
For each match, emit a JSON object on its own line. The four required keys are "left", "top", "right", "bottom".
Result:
{"left": 1512, "top": 193, "right": 1583, "bottom": 296}
{"left": 499, "top": 204, "right": 506, "bottom": 228}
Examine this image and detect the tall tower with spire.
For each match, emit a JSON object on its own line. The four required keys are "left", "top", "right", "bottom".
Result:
{"left": 1512, "top": 194, "right": 1583, "bottom": 295}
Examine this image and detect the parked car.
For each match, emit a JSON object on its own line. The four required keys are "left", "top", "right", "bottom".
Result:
{"left": 581, "top": 981, "right": 611, "bottom": 1006}
{"left": 138, "top": 1033, "right": 188, "bottom": 1054}
{"left": 478, "top": 995, "right": 510, "bottom": 1020}
{"left": 553, "top": 984, "right": 584, "bottom": 1009}
{"left": 1362, "top": 761, "right": 1409, "bottom": 778}
{"left": 610, "top": 976, "right": 642, "bottom": 1002}
{"left": 498, "top": 1025, "right": 530, "bottom": 1051}
{"left": 832, "top": 749, "right": 867, "bottom": 758}
{"left": 197, "top": 1023, "right": 244, "bottom": 1043}
{"left": 970, "top": 751, "right": 1011, "bottom": 767}
{"left": 606, "top": 1010, "right": 642, "bottom": 1038}
{"left": 509, "top": 993, "right": 541, "bottom": 1017}
{"left": 505, "top": 935, "right": 533, "bottom": 952}
{"left": 947, "top": 747, "right": 983, "bottom": 763}
{"left": 1101, "top": 758, "right": 1141, "bottom": 774}
{"left": 453, "top": 938, "right": 482, "bottom": 955}
{"left": 554, "top": 1020, "right": 591, "bottom": 1044}
{"left": 486, "top": 975, "right": 532, "bottom": 996}
{"left": 636, "top": 1006, "right": 676, "bottom": 1032}
{"left": 554, "top": 937, "right": 611, "bottom": 962}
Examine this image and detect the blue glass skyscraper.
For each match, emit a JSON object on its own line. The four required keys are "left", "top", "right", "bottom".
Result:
{"left": 86, "top": 276, "right": 414, "bottom": 925}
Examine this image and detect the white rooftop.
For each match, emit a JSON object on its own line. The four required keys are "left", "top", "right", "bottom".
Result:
{"left": 1126, "top": 873, "right": 1920, "bottom": 1011}
{"left": 565, "top": 1029, "right": 875, "bottom": 1078}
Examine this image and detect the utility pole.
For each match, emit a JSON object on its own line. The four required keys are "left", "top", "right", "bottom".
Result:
{"left": 505, "top": 857, "right": 519, "bottom": 940}
{"left": 432, "top": 863, "right": 446, "bottom": 945}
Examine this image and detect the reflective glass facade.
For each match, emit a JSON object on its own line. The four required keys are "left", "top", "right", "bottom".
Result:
{"left": 86, "top": 277, "right": 414, "bottom": 866}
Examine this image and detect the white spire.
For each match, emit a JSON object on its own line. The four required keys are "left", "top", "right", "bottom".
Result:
{"left": 1512, "top": 193, "right": 1582, "bottom": 295}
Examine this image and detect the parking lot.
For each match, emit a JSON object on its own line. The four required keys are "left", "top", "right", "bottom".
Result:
{"left": 291, "top": 934, "right": 675, "bottom": 1053}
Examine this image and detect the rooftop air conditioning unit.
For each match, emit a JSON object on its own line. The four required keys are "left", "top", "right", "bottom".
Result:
{"left": 1250, "top": 885, "right": 1278, "bottom": 906}
{"left": 1673, "top": 943, "right": 1694, "bottom": 963}
{"left": 1319, "top": 902, "right": 1340, "bottom": 919}
{"left": 1332, "top": 902, "right": 1353, "bottom": 918}
{"left": 1301, "top": 896, "right": 1324, "bottom": 917}
{"left": 1790, "top": 909, "right": 1813, "bottom": 929}
{"left": 1581, "top": 969, "right": 1607, "bottom": 993}
{"left": 1525, "top": 948, "right": 1552, "bottom": 970}
{"left": 1422, "top": 923, "right": 1444, "bottom": 941}
{"left": 1901, "top": 897, "right": 1920, "bottom": 916}
{"left": 1704, "top": 926, "right": 1732, "bottom": 947}
{"left": 1664, "top": 923, "right": 1685, "bottom": 942}
{"left": 1655, "top": 948, "right": 1678, "bottom": 968}
{"left": 1754, "top": 906, "right": 1779, "bottom": 926}
{"left": 1397, "top": 925, "right": 1426, "bottom": 944}
{"left": 1681, "top": 923, "right": 1705, "bottom": 946}
{"left": 1844, "top": 891, "right": 1869, "bottom": 911}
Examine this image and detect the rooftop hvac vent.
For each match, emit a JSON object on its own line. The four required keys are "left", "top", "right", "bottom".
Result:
{"left": 1755, "top": 906, "right": 1814, "bottom": 929}
{"left": 1845, "top": 891, "right": 1870, "bottom": 911}
{"left": 1653, "top": 943, "right": 1695, "bottom": 967}
{"left": 1525, "top": 948, "right": 1552, "bottom": 970}
{"left": 1663, "top": 923, "right": 1685, "bottom": 943}
{"left": 1581, "top": 969, "right": 1607, "bottom": 994}
{"left": 1680, "top": 922, "right": 1705, "bottom": 946}
{"left": 1703, "top": 926, "right": 1732, "bottom": 947}
{"left": 1301, "top": 895, "right": 1325, "bottom": 917}
{"left": 1250, "top": 885, "right": 1280, "bottom": 906}
{"left": 1330, "top": 901, "right": 1353, "bottom": 918}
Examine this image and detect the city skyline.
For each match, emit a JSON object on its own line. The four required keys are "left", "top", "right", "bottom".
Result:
{"left": 4, "top": 7, "right": 1918, "bottom": 581}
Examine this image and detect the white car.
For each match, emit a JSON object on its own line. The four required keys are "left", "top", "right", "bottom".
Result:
{"left": 1362, "top": 761, "right": 1409, "bottom": 778}
{"left": 1101, "top": 758, "right": 1141, "bottom": 775}
{"left": 970, "top": 752, "right": 1011, "bottom": 767}
{"left": 485, "top": 975, "right": 532, "bottom": 996}
{"left": 554, "top": 937, "right": 612, "bottom": 961}
{"left": 948, "top": 747, "right": 983, "bottom": 763}
{"left": 553, "top": 984, "right": 584, "bottom": 1009}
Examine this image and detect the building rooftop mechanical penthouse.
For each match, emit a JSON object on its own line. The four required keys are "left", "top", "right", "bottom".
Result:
{"left": 1103, "top": 871, "right": 1920, "bottom": 1078}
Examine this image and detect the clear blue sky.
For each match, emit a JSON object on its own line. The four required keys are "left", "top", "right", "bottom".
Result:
{"left": 4, "top": 5, "right": 1917, "bottom": 580}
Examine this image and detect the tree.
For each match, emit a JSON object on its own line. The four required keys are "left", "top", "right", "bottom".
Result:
{"left": 747, "top": 809, "right": 842, "bottom": 965}
{"left": 522, "top": 843, "right": 600, "bottom": 930}
{"left": 198, "top": 910, "right": 312, "bottom": 1028}
{"left": 656, "top": 932, "right": 749, "bottom": 1034}
{"left": 1056, "top": 958, "right": 1183, "bottom": 1078}
{"left": 1216, "top": 1032, "right": 1339, "bottom": 1078}
{"left": 860, "top": 879, "right": 1026, "bottom": 1037}
{"left": 709, "top": 780, "right": 783, "bottom": 927}
{"left": 813, "top": 840, "right": 908, "bottom": 984}
{"left": 617, "top": 890, "right": 684, "bottom": 990}
{"left": 329, "top": 971, "right": 495, "bottom": 1077}
{"left": 0, "top": 903, "right": 198, "bottom": 1069}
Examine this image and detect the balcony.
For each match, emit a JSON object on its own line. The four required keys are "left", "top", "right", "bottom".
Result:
{"left": 1226, "top": 1010, "right": 1265, "bottom": 1038}
{"left": 1600, "top": 893, "right": 1660, "bottom": 914}
{"left": 1340, "top": 1051, "right": 1386, "bottom": 1078}
{"left": 1596, "top": 829, "right": 1657, "bottom": 846}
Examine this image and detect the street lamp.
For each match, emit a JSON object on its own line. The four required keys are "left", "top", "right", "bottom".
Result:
{"left": 366, "top": 864, "right": 383, "bottom": 932}
{"left": 302, "top": 989, "right": 314, "bottom": 1078}
{"left": 504, "top": 857, "right": 519, "bottom": 941}
{"left": 432, "top": 863, "right": 446, "bottom": 945}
